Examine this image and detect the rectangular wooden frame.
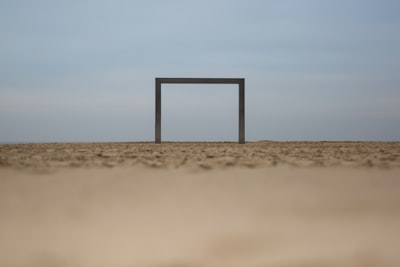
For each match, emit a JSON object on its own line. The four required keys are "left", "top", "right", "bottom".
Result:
{"left": 155, "top": 78, "right": 245, "bottom": 144}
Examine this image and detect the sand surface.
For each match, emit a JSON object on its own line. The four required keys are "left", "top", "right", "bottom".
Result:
{"left": 1, "top": 142, "right": 400, "bottom": 267}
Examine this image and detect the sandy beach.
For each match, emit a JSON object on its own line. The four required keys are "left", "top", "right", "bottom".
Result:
{"left": 1, "top": 141, "right": 400, "bottom": 267}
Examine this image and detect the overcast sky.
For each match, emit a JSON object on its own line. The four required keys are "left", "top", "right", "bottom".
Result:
{"left": 1, "top": 0, "right": 399, "bottom": 142}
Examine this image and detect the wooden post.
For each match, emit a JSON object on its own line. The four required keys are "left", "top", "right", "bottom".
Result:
{"left": 155, "top": 78, "right": 161, "bottom": 143}
{"left": 239, "top": 79, "right": 245, "bottom": 144}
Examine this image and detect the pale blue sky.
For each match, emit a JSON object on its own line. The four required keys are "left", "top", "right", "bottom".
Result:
{"left": 1, "top": 0, "right": 399, "bottom": 142}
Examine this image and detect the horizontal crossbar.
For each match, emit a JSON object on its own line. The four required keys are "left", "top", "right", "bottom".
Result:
{"left": 156, "top": 78, "right": 244, "bottom": 84}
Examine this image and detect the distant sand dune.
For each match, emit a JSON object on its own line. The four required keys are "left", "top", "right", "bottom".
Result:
{"left": 1, "top": 142, "right": 400, "bottom": 267}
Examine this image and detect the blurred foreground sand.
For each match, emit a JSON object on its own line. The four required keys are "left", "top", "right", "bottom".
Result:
{"left": 1, "top": 142, "right": 400, "bottom": 267}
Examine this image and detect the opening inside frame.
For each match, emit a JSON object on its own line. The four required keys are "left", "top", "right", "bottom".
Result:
{"left": 162, "top": 84, "right": 237, "bottom": 142}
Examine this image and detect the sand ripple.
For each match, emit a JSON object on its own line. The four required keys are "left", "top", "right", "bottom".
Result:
{"left": 1, "top": 141, "right": 399, "bottom": 171}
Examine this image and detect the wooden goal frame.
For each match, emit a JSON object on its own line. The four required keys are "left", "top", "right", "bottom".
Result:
{"left": 155, "top": 78, "right": 245, "bottom": 144}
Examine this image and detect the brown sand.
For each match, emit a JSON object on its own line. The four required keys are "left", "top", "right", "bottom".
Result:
{"left": 1, "top": 142, "right": 400, "bottom": 267}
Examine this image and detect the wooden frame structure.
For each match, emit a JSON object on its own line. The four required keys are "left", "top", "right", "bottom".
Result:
{"left": 155, "top": 78, "right": 245, "bottom": 144}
